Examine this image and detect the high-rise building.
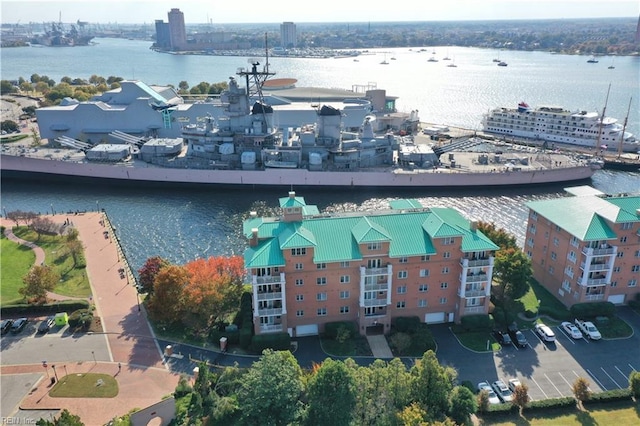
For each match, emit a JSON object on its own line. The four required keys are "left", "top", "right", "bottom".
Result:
{"left": 154, "top": 20, "right": 171, "bottom": 49}
{"left": 525, "top": 186, "right": 640, "bottom": 307}
{"left": 168, "top": 8, "right": 186, "bottom": 50}
{"left": 280, "top": 22, "right": 297, "bottom": 49}
{"left": 244, "top": 192, "right": 499, "bottom": 337}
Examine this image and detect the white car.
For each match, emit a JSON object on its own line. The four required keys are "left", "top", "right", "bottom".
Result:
{"left": 477, "top": 381, "right": 501, "bottom": 404}
{"left": 508, "top": 378, "right": 522, "bottom": 393}
{"left": 535, "top": 323, "right": 556, "bottom": 342}
{"left": 561, "top": 321, "right": 583, "bottom": 339}
{"left": 491, "top": 380, "right": 514, "bottom": 403}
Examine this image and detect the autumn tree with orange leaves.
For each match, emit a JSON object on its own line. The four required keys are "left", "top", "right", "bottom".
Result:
{"left": 147, "top": 264, "right": 190, "bottom": 325}
{"left": 181, "top": 256, "right": 245, "bottom": 332}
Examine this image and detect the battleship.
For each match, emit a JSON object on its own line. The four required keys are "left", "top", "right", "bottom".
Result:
{"left": 30, "top": 21, "right": 94, "bottom": 47}
{"left": 1, "top": 63, "right": 602, "bottom": 189}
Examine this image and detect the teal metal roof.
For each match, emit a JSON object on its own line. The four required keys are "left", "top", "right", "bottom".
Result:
{"left": 279, "top": 194, "right": 308, "bottom": 208}
{"left": 389, "top": 199, "right": 424, "bottom": 209}
{"left": 605, "top": 196, "right": 640, "bottom": 223}
{"left": 243, "top": 198, "right": 501, "bottom": 267}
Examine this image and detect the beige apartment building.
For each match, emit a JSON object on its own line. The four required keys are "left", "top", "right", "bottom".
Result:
{"left": 525, "top": 186, "right": 640, "bottom": 308}
{"left": 243, "top": 192, "right": 499, "bottom": 337}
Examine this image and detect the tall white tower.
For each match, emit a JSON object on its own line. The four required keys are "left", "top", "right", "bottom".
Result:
{"left": 280, "top": 22, "right": 297, "bottom": 49}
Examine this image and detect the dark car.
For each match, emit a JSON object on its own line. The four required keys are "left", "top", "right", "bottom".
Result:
{"left": 1, "top": 319, "right": 13, "bottom": 335}
{"left": 10, "top": 318, "right": 28, "bottom": 334}
{"left": 493, "top": 329, "right": 512, "bottom": 346}
{"left": 507, "top": 323, "right": 528, "bottom": 348}
{"left": 37, "top": 316, "right": 56, "bottom": 334}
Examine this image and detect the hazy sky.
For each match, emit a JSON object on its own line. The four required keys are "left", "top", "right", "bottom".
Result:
{"left": 1, "top": 0, "right": 638, "bottom": 24}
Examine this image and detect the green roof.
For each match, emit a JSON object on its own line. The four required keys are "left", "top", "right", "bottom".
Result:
{"left": 389, "top": 199, "right": 424, "bottom": 209}
{"left": 245, "top": 238, "right": 286, "bottom": 268}
{"left": 244, "top": 197, "right": 500, "bottom": 267}
{"left": 525, "top": 193, "right": 636, "bottom": 241}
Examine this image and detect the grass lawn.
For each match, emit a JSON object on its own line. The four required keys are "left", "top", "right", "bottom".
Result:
{"left": 0, "top": 233, "right": 35, "bottom": 305}
{"left": 481, "top": 400, "right": 640, "bottom": 425}
{"left": 49, "top": 373, "right": 118, "bottom": 398}
{"left": 594, "top": 316, "right": 633, "bottom": 339}
{"left": 321, "top": 335, "right": 372, "bottom": 357}
{"left": 451, "top": 328, "right": 501, "bottom": 352}
{"left": 11, "top": 227, "right": 91, "bottom": 298}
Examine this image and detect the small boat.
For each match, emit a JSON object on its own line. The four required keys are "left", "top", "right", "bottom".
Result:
{"left": 492, "top": 58, "right": 501, "bottom": 63}
{"left": 608, "top": 65, "right": 615, "bottom": 69}
{"left": 427, "top": 57, "right": 438, "bottom": 62}
{"left": 497, "top": 61, "right": 508, "bottom": 67}
{"left": 587, "top": 56, "right": 598, "bottom": 63}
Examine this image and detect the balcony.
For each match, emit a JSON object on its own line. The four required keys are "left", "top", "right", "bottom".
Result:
{"left": 253, "top": 275, "right": 284, "bottom": 285}
{"left": 459, "top": 288, "right": 487, "bottom": 298}
{"left": 579, "top": 261, "right": 609, "bottom": 272}
{"left": 461, "top": 257, "right": 492, "bottom": 268}
{"left": 585, "top": 294, "right": 605, "bottom": 301}
{"left": 257, "top": 307, "right": 283, "bottom": 316}
{"left": 582, "top": 246, "right": 616, "bottom": 256}
{"left": 463, "top": 306, "right": 485, "bottom": 315}
{"left": 259, "top": 324, "right": 283, "bottom": 333}
{"left": 362, "top": 267, "right": 389, "bottom": 276}
{"left": 462, "top": 273, "right": 489, "bottom": 283}
{"left": 363, "top": 298, "right": 388, "bottom": 308}
{"left": 256, "top": 291, "right": 282, "bottom": 301}
{"left": 585, "top": 277, "right": 608, "bottom": 287}
{"left": 364, "top": 283, "right": 389, "bottom": 292}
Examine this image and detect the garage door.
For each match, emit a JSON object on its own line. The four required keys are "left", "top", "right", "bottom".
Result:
{"left": 607, "top": 294, "right": 625, "bottom": 305}
{"left": 425, "top": 312, "right": 446, "bottom": 324}
{"left": 296, "top": 324, "right": 319, "bottom": 336}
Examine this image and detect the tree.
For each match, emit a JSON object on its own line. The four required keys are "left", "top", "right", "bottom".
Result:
{"left": 390, "top": 332, "right": 412, "bottom": 355}
{"left": 36, "top": 409, "right": 84, "bottom": 425}
{"left": 477, "top": 221, "right": 517, "bottom": 250}
{"left": 178, "top": 80, "right": 189, "bottom": 92}
{"left": 493, "top": 247, "right": 532, "bottom": 304}
{"left": 572, "top": 377, "right": 591, "bottom": 410}
{"left": 512, "top": 382, "right": 529, "bottom": 415}
{"left": 182, "top": 256, "right": 245, "bottom": 332}
{"left": 1, "top": 120, "right": 18, "bottom": 133}
{"left": 6, "top": 210, "right": 37, "bottom": 227}
{"left": 146, "top": 264, "right": 189, "bottom": 324}
{"left": 411, "top": 350, "right": 457, "bottom": 421}
{"left": 629, "top": 371, "right": 640, "bottom": 398}
{"left": 31, "top": 126, "right": 41, "bottom": 146}
{"left": 306, "top": 358, "right": 356, "bottom": 426}
{"left": 477, "top": 389, "right": 490, "bottom": 413}
{"left": 397, "top": 402, "right": 428, "bottom": 426}
{"left": 20, "top": 265, "right": 59, "bottom": 303}
{"left": 448, "top": 385, "right": 477, "bottom": 425}
{"left": 0, "top": 80, "right": 17, "bottom": 94}
{"left": 30, "top": 216, "right": 59, "bottom": 239}
{"left": 237, "top": 349, "right": 303, "bottom": 426}
{"left": 137, "top": 256, "right": 170, "bottom": 294}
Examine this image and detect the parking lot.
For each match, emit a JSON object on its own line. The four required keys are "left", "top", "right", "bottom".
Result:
{"left": 433, "top": 307, "right": 640, "bottom": 403}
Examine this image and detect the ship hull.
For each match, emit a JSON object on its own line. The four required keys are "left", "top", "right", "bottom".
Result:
{"left": 1, "top": 154, "right": 596, "bottom": 189}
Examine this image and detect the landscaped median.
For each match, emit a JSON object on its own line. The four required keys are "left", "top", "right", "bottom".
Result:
{"left": 49, "top": 373, "right": 119, "bottom": 398}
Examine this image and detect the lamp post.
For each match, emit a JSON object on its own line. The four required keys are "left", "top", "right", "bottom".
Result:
{"left": 63, "top": 364, "right": 68, "bottom": 377}
{"left": 52, "top": 364, "right": 59, "bottom": 381}
{"left": 50, "top": 204, "right": 54, "bottom": 215}
{"left": 96, "top": 200, "right": 100, "bottom": 212}
{"left": 136, "top": 291, "right": 141, "bottom": 312}
{"left": 91, "top": 351, "right": 96, "bottom": 363}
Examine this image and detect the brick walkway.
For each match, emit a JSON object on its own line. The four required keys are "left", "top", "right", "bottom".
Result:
{"left": 1, "top": 213, "right": 179, "bottom": 424}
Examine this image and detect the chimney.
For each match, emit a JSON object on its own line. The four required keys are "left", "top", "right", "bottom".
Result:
{"left": 470, "top": 220, "right": 478, "bottom": 231}
{"left": 250, "top": 228, "right": 259, "bottom": 247}
{"left": 250, "top": 211, "right": 257, "bottom": 217}
{"left": 289, "top": 191, "right": 296, "bottom": 199}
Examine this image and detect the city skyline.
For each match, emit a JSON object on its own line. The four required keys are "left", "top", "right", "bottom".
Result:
{"left": 1, "top": 0, "right": 638, "bottom": 25}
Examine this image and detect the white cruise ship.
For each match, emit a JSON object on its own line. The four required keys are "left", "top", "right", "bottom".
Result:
{"left": 483, "top": 102, "right": 638, "bottom": 152}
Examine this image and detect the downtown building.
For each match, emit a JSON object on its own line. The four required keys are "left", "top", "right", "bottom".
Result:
{"left": 525, "top": 186, "right": 640, "bottom": 307}
{"left": 243, "top": 192, "right": 499, "bottom": 337}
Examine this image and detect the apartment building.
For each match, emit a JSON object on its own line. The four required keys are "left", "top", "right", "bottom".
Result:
{"left": 525, "top": 185, "right": 640, "bottom": 308}
{"left": 243, "top": 192, "right": 499, "bottom": 337}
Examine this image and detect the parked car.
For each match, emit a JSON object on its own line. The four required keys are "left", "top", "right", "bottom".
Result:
{"left": 492, "top": 380, "right": 514, "bottom": 402}
{"left": 561, "top": 321, "right": 583, "bottom": 339}
{"left": 535, "top": 323, "right": 556, "bottom": 342}
{"left": 10, "top": 318, "right": 28, "bottom": 334}
{"left": 508, "top": 323, "right": 528, "bottom": 348}
{"left": 477, "top": 381, "right": 501, "bottom": 404}
{"left": 493, "top": 329, "right": 512, "bottom": 346}
{"left": 575, "top": 319, "right": 602, "bottom": 340}
{"left": 37, "top": 316, "right": 56, "bottom": 334}
{"left": 508, "top": 378, "right": 522, "bottom": 393}
{"left": 1, "top": 319, "right": 13, "bottom": 335}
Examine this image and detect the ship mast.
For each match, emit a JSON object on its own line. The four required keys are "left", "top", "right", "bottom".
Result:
{"left": 595, "top": 83, "right": 610, "bottom": 154}
{"left": 617, "top": 97, "right": 632, "bottom": 158}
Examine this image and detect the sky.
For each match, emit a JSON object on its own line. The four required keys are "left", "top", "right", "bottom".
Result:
{"left": 1, "top": 0, "right": 638, "bottom": 25}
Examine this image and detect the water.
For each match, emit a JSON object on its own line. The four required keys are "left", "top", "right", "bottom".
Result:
{"left": 1, "top": 38, "right": 638, "bottom": 136}
{"left": 1, "top": 38, "right": 639, "bottom": 271}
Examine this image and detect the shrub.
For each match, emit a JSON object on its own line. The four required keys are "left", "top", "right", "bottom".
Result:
{"left": 412, "top": 323, "right": 436, "bottom": 353}
{"left": 1, "top": 300, "right": 90, "bottom": 317}
{"left": 393, "top": 316, "right": 421, "bottom": 333}
{"left": 324, "top": 321, "right": 358, "bottom": 340}
{"left": 630, "top": 371, "right": 640, "bottom": 398}
{"left": 239, "top": 327, "right": 253, "bottom": 349}
{"left": 461, "top": 380, "right": 475, "bottom": 393}
{"left": 539, "top": 305, "right": 571, "bottom": 321}
{"left": 67, "top": 308, "right": 93, "bottom": 330}
{"left": 249, "top": 332, "right": 290, "bottom": 353}
{"left": 570, "top": 302, "right": 615, "bottom": 318}
{"left": 522, "top": 396, "right": 576, "bottom": 412}
{"left": 583, "top": 388, "right": 633, "bottom": 405}
{"left": 460, "top": 314, "right": 494, "bottom": 331}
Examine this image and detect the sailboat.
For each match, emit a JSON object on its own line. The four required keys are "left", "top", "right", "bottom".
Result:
{"left": 443, "top": 50, "right": 451, "bottom": 60}
{"left": 587, "top": 56, "right": 598, "bottom": 63}
{"left": 446, "top": 57, "right": 457, "bottom": 67}
{"left": 380, "top": 53, "right": 389, "bottom": 65}
{"left": 608, "top": 59, "right": 615, "bottom": 69}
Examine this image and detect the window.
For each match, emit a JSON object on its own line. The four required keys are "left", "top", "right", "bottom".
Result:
{"left": 317, "top": 308, "right": 327, "bottom": 316}
{"left": 296, "top": 310, "right": 304, "bottom": 317}
{"left": 567, "top": 251, "right": 576, "bottom": 262}
{"left": 295, "top": 279, "right": 304, "bottom": 286}
{"left": 316, "top": 263, "right": 327, "bottom": 270}
{"left": 291, "top": 248, "right": 306, "bottom": 256}
{"left": 419, "top": 269, "right": 430, "bottom": 277}
{"left": 419, "top": 284, "right": 428, "bottom": 292}
{"left": 443, "top": 252, "right": 451, "bottom": 259}
{"left": 527, "top": 237, "right": 534, "bottom": 248}
{"left": 565, "top": 266, "right": 574, "bottom": 278}
{"left": 529, "top": 223, "right": 537, "bottom": 234}
{"left": 442, "top": 266, "right": 449, "bottom": 274}
{"left": 399, "top": 257, "right": 408, "bottom": 263}
{"left": 635, "top": 250, "right": 640, "bottom": 258}
{"left": 340, "top": 261, "right": 350, "bottom": 268}
{"left": 551, "top": 252, "right": 557, "bottom": 260}
{"left": 295, "top": 263, "right": 303, "bottom": 270}
{"left": 562, "top": 280, "right": 571, "bottom": 292}
{"left": 531, "top": 211, "right": 538, "bottom": 221}
{"left": 526, "top": 251, "right": 532, "bottom": 258}
{"left": 553, "top": 237, "right": 559, "bottom": 247}
{"left": 317, "top": 292, "right": 327, "bottom": 301}
{"left": 421, "top": 255, "right": 431, "bottom": 261}
{"left": 367, "top": 242, "right": 381, "bottom": 251}
{"left": 439, "top": 297, "right": 447, "bottom": 304}
{"left": 442, "top": 237, "right": 455, "bottom": 245}
{"left": 629, "top": 279, "right": 638, "bottom": 288}
{"left": 621, "top": 222, "right": 632, "bottom": 230}
{"left": 617, "top": 252, "right": 624, "bottom": 258}
{"left": 620, "top": 236, "right": 627, "bottom": 243}
{"left": 296, "top": 294, "right": 304, "bottom": 301}
{"left": 632, "top": 265, "right": 640, "bottom": 272}
{"left": 316, "top": 277, "right": 327, "bottom": 285}
{"left": 440, "top": 282, "right": 448, "bottom": 289}
{"left": 614, "top": 266, "right": 621, "bottom": 273}
{"left": 397, "top": 285, "right": 407, "bottom": 294}
{"left": 397, "top": 270, "right": 408, "bottom": 279}
{"left": 548, "top": 266, "right": 554, "bottom": 274}
{"left": 396, "top": 301, "right": 406, "bottom": 309}
{"left": 610, "top": 281, "right": 618, "bottom": 287}
{"left": 417, "top": 299, "right": 427, "bottom": 308}
{"left": 554, "top": 225, "right": 561, "bottom": 232}
{"left": 570, "top": 236, "right": 579, "bottom": 247}
{"left": 340, "top": 275, "right": 350, "bottom": 284}
{"left": 340, "top": 306, "right": 350, "bottom": 314}
{"left": 339, "top": 290, "right": 350, "bottom": 299}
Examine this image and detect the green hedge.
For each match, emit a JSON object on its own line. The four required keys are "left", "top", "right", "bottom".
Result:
{"left": 239, "top": 327, "right": 253, "bottom": 349}
{"left": 324, "top": 321, "right": 358, "bottom": 340}
{"left": 583, "top": 388, "right": 634, "bottom": 405}
{"left": 249, "top": 332, "right": 291, "bottom": 353}
{"left": 1, "top": 300, "right": 90, "bottom": 316}
{"left": 570, "top": 302, "right": 616, "bottom": 318}
{"left": 460, "top": 314, "right": 494, "bottom": 331}
{"left": 522, "top": 396, "right": 576, "bottom": 412}
{"left": 539, "top": 305, "right": 571, "bottom": 321}
{"left": 392, "top": 316, "right": 421, "bottom": 333}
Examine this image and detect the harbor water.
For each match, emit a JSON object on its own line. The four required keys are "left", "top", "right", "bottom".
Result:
{"left": 1, "top": 38, "right": 639, "bottom": 270}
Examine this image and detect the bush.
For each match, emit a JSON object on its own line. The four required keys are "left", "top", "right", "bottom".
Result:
{"left": 460, "top": 314, "right": 494, "bottom": 331}
{"left": 0, "top": 300, "right": 90, "bottom": 317}
{"left": 583, "top": 388, "right": 633, "bottom": 405}
{"left": 249, "top": 332, "right": 290, "bottom": 353}
{"left": 539, "top": 305, "right": 571, "bottom": 321}
{"left": 239, "top": 327, "right": 253, "bottom": 349}
{"left": 67, "top": 308, "right": 93, "bottom": 330}
{"left": 522, "top": 396, "right": 576, "bottom": 412}
{"left": 411, "top": 323, "right": 436, "bottom": 353}
{"left": 392, "top": 316, "right": 421, "bottom": 333}
{"left": 324, "top": 321, "right": 358, "bottom": 340}
{"left": 570, "top": 302, "right": 616, "bottom": 318}
{"left": 461, "top": 380, "right": 475, "bottom": 393}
